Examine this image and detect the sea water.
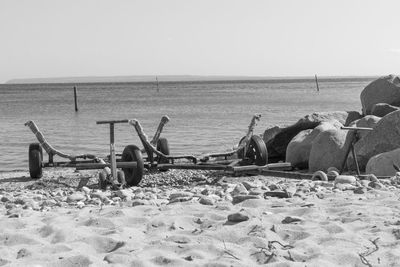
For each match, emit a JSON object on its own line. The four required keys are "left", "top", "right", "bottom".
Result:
{"left": 0, "top": 77, "right": 373, "bottom": 171}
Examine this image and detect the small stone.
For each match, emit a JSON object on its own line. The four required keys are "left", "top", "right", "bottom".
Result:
{"left": 335, "top": 183, "right": 356, "bottom": 191}
{"left": 248, "top": 188, "right": 264, "bottom": 195}
{"left": 76, "top": 201, "right": 85, "bottom": 208}
{"left": 369, "top": 181, "right": 385, "bottom": 190}
{"left": 281, "top": 216, "right": 302, "bottom": 224}
{"left": 169, "top": 197, "right": 192, "bottom": 204}
{"left": 91, "top": 191, "right": 109, "bottom": 201}
{"left": 354, "top": 187, "right": 367, "bottom": 194}
{"left": 199, "top": 196, "right": 214, "bottom": 205}
{"left": 169, "top": 192, "right": 193, "bottom": 200}
{"left": 227, "top": 212, "right": 249, "bottom": 223}
{"left": 131, "top": 199, "right": 149, "bottom": 206}
{"left": 264, "top": 191, "right": 291, "bottom": 198}
{"left": 41, "top": 199, "right": 57, "bottom": 207}
{"left": 14, "top": 198, "right": 25, "bottom": 205}
{"left": 334, "top": 175, "right": 356, "bottom": 185}
{"left": 0, "top": 196, "right": 10, "bottom": 202}
{"left": 67, "top": 192, "right": 86, "bottom": 203}
{"left": 359, "top": 180, "right": 370, "bottom": 187}
{"left": 242, "top": 181, "right": 260, "bottom": 190}
{"left": 231, "top": 183, "right": 248, "bottom": 196}
{"left": 81, "top": 186, "right": 91, "bottom": 195}
{"left": 232, "top": 194, "right": 260, "bottom": 204}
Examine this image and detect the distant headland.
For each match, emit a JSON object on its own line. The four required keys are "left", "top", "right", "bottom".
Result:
{"left": 4, "top": 75, "right": 377, "bottom": 84}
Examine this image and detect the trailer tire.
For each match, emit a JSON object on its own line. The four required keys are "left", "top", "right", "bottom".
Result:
{"left": 122, "top": 145, "right": 144, "bottom": 186}
{"left": 29, "top": 143, "right": 43, "bottom": 179}
{"left": 156, "top": 138, "right": 170, "bottom": 172}
{"left": 241, "top": 135, "right": 268, "bottom": 166}
{"left": 98, "top": 170, "right": 108, "bottom": 190}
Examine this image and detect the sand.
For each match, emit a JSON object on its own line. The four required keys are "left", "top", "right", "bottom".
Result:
{"left": 0, "top": 169, "right": 400, "bottom": 266}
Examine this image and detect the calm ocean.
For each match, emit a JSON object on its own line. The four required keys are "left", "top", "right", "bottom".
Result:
{"left": 0, "top": 77, "right": 373, "bottom": 171}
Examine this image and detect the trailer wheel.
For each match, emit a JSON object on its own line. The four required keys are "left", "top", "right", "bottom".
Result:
{"left": 122, "top": 145, "right": 144, "bottom": 186}
{"left": 156, "top": 138, "right": 170, "bottom": 172}
{"left": 29, "top": 143, "right": 43, "bottom": 179}
{"left": 240, "top": 135, "right": 268, "bottom": 166}
{"left": 98, "top": 170, "right": 108, "bottom": 190}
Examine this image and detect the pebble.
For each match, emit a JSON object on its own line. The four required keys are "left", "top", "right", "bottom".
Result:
{"left": 115, "top": 189, "right": 134, "bottom": 200}
{"left": 227, "top": 212, "right": 249, "bottom": 222}
{"left": 169, "top": 192, "right": 194, "bottom": 200}
{"left": 282, "top": 216, "right": 302, "bottom": 224}
{"left": 334, "top": 175, "right": 356, "bottom": 185}
{"left": 199, "top": 196, "right": 214, "bottom": 205}
{"left": 354, "top": 187, "right": 367, "bottom": 194}
{"left": 232, "top": 194, "right": 260, "bottom": 204}
{"left": 231, "top": 184, "right": 249, "bottom": 196}
{"left": 131, "top": 199, "right": 149, "bottom": 206}
{"left": 369, "top": 181, "right": 385, "bottom": 190}
{"left": 67, "top": 192, "right": 86, "bottom": 203}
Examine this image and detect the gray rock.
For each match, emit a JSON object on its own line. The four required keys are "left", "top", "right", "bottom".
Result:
{"left": 371, "top": 103, "right": 400, "bottom": 117}
{"left": 227, "top": 212, "right": 249, "bottom": 222}
{"left": 199, "top": 196, "right": 214, "bottom": 205}
{"left": 348, "top": 110, "right": 400, "bottom": 171}
{"left": 285, "top": 129, "right": 315, "bottom": 169}
{"left": 265, "top": 111, "right": 362, "bottom": 161}
{"left": 169, "top": 192, "right": 193, "bottom": 200}
{"left": 360, "top": 75, "right": 400, "bottom": 115}
{"left": 131, "top": 199, "right": 150, "bottom": 206}
{"left": 67, "top": 192, "right": 86, "bottom": 203}
{"left": 354, "top": 187, "right": 367, "bottom": 194}
{"left": 115, "top": 189, "right": 134, "bottom": 200}
{"left": 231, "top": 183, "right": 249, "bottom": 196}
{"left": 309, "top": 121, "right": 353, "bottom": 172}
{"left": 366, "top": 148, "right": 400, "bottom": 176}
{"left": 232, "top": 194, "right": 260, "bottom": 204}
{"left": 281, "top": 216, "right": 302, "bottom": 224}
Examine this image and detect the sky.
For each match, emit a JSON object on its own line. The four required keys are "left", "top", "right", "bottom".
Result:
{"left": 0, "top": 0, "right": 399, "bottom": 83}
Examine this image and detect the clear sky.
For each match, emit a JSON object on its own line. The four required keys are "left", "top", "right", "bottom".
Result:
{"left": 0, "top": 0, "right": 399, "bottom": 83}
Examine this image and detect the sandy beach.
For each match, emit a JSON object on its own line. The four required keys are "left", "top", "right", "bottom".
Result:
{"left": 0, "top": 169, "right": 399, "bottom": 266}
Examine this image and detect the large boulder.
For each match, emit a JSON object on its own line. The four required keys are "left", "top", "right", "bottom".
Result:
{"left": 348, "top": 115, "right": 381, "bottom": 140}
{"left": 285, "top": 129, "right": 313, "bottom": 169}
{"left": 371, "top": 103, "right": 400, "bottom": 117}
{"left": 286, "top": 121, "right": 341, "bottom": 169}
{"left": 366, "top": 148, "right": 400, "bottom": 176}
{"left": 347, "top": 110, "right": 400, "bottom": 171}
{"left": 309, "top": 121, "right": 354, "bottom": 172}
{"left": 360, "top": 75, "right": 400, "bottom": 115}
{"left": 264, "top": 111, "right": 362, "bottom": 162}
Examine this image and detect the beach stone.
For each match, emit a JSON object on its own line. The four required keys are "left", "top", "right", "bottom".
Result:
{"left": 360, "top": 75, "right": 400, "bottom": 115}
{"left": 365, "top": 148, "right": 400, "bottom": 176}
{"left": 90, "top": 191, "right": 109, "bottom": 201}
{"left": 281, "top": 216, "right": 302, "bottom": 224}
{"left": 232, "top": 194, "right": 260, "bottom": 204}
{"left": 169, "top": 192, "right": 193, "bottom": 200}
{"left": 231, "top": 183, "right": 249, "bottom": 196}
{"left": 103, "top": 253, "right": 131, "bottom": 264}
{"left": 248, "top": 188, "right": 264, "bottom": 195}
{"left": 115, "top": 189, "right": 134, "bottom": 200}
{"left": 67, "top": 192, "right": 86, "bottom": 203}
{"left": 199, "top": 196, "right": 214, "bottom": 205}
{"left": 359, "top": 180, "right": 371, "bottom": 187}
{"left": 242, "top": 181, "right": 261, "bottom": 190}
{"left": 334, "top": 183, "right": 356, "bottom": 191}
{"left": 0, "top": 258, "right": 10, "bottom": 266}
{"left": 371, "top": 103, "right": 400, "bottom": 117}
{"left": 354, "top": 187, "right": 367, "bottom": 194}
{"left": 169, "top": 197, "right": 192, "bottom": 204}
{"left": 81, "top": 186, "right": 91, "bottom": 195}
{"left": 309, "top": 121, "right": 354, "bottom": 172}
{"left": 348, "top": 110, "right": 400, "bottom": 171}
{"left": 227, "top": 212, "right": 249, "bottom": 222}
{"left": 369, "top": 181, "right": 385, "bottom": 190}
{"left": 264, "top": 111, "right": 362, "bottom": 161}
{"left": 1, "top": 196, "right": 11, "bottom": 203}
{"left": 335, "top": 175, "right": 356, "bottom": 185}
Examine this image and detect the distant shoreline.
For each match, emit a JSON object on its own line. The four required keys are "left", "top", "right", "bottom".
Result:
{"left": 4, "top": 75, "right": 378, "bottom": 85}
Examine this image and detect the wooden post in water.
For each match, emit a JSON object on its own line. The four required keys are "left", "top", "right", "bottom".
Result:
{"left": 315, "top": 74, "right": 320, "bottom": 92}
{"left": 73, "top": 86, "right": 78, "bottom": 112}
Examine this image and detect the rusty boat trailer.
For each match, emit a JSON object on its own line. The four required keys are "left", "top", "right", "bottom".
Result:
{"left": 128, "top": 114, "right": 292, "bottom": 177}
{"left": 25, "top": 119, "right": 139, "bottom": 189}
